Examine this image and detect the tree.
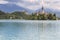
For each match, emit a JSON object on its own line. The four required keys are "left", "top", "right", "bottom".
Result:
{"left": 48, "top": 14, "right": 53, "bottom": 20}
{"left": 0, "top": 10, "right": 5, "bottom": 15}
{"left": 53, "top": 14, "right": 56, "bottom": 20}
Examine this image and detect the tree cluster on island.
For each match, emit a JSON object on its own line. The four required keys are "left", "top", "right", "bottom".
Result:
{"left": 0, "top": 10, "right": 59, "bottom": 20}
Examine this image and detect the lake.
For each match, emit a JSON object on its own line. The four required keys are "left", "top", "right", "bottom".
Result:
{"left": 0, "top": 20, "right": 60, "bottom": 40}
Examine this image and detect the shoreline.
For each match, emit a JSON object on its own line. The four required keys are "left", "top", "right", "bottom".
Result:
{"left": 0, "top": 19, "right": 59, "bottom": 22}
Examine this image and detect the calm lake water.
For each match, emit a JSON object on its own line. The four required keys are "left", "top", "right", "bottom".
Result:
{"left": 0, "top": 20, "right": 60, "bottom": 40}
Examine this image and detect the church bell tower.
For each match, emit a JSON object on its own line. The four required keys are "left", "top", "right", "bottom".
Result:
{"left": 41, "top": 0, "right": 45, "bottom": 14}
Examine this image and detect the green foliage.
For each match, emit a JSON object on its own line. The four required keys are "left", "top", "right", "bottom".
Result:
{"left": 0, "top": 10, "right": 58, "bottom": 20}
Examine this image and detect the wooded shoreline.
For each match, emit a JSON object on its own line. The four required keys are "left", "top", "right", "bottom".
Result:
{"left": 0, "top": 10, "right": 59, "bottom": 20}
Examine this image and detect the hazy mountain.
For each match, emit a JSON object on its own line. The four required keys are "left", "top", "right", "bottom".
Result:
{"left": 0, "top": 4, "right": 33, "bottom": 13}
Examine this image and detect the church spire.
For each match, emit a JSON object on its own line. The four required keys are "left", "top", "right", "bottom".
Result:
{"left": 41, "top": 0, "right": 44, "bottom": 14}
{"left": 37, "top": 0, "right": 45, "bottom": 16}
{"left": 42, "top": 6, "right": 44, "bottom": 14}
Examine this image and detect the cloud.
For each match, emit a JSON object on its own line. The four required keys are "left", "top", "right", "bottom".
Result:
{"left": 0, "top": 0, "right": 60, "bottom": 10}
{"left": 22, "top": 0, "right": 39, "bottom": 3}
{"left": 10, "top": 0, "right": 41, "bottom": 10}
{"left": 44, "top": 0, "right": 60, "bottom": 10}
{"left": 15, "top": 0, "right": 60, "bottom": 10}
{"left": 0, "top": 0, "right": 9, "bottom": 4}
{"left": 15, "top": 2, "right": 41, "bottom": 10}
{"left": 0, "top": 0, "right": 41, "bottom": 10}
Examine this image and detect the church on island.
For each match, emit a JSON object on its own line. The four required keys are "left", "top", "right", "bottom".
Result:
{"left": 31, "top": 0, "right": 57, "bottom": 20}
{"left": 0, "top": 0, "right": 58, "bottom": 20}
{"left": 31, "top": 6, "right": 57, "bottom": 20}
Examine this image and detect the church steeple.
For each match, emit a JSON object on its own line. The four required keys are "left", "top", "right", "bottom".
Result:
{"left": 42, "top": 6, "right": 44, "bottom": 14}
{"left": 37, "top": 0, "right": 45, "bottom": 16}
{"left": 41, "top": 0, "right": 44, "bottom": 14}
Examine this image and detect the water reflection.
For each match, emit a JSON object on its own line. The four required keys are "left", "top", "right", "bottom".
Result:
{"left": 0, "top": 22, "right": 59, "bottom": 40}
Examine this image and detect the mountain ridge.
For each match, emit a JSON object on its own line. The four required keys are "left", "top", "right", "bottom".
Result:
{"left": 0, "top": 4, "right": 33, "bottom": 13}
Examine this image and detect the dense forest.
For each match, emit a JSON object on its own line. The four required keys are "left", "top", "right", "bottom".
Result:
{"left": 0, "top": 10, "right": 59, "bottom": 20}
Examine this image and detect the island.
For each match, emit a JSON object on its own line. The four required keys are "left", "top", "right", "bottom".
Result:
{"left": 0, "top": 10, "right": 59, "bottom": 20}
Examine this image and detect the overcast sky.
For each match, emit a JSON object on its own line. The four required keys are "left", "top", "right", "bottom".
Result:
{"left": 0, "top": 0, "right": 60, "bottom": 10}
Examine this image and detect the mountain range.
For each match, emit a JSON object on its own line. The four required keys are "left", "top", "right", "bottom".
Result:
{"left": 0, "top": 4, "right": 34, "bottom": 13}
{"left": 0, "top": 4, "right": 60, "bottom": 17}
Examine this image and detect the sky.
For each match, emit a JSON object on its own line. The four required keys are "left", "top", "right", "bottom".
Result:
{"left": 0, "top": 0, "right": 60, "bottom": 10}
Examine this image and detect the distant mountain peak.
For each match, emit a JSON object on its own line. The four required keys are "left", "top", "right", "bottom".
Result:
{"left": 0, "top": 4, "right": 33, "bottom": 13}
